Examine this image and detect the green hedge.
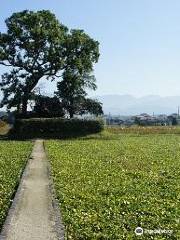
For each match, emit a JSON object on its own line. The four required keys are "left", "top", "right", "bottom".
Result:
{"left": 9, "top": 118, "right": 104, "bottom": 139}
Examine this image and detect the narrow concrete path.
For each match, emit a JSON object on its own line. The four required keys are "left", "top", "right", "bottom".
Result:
{"left": 0, "top": 140, "right": 64, "bottom": 240}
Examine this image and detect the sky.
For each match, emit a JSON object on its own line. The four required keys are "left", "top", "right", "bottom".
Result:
{"left": 1, "top": 0, "right": 180, "bottom": 97}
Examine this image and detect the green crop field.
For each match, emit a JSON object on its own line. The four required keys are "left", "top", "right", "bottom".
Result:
{"left": 106, "top": 125, "right": 180, "bottom": 135}
{"left": 46, "top": 133, "right": 180, "bottom": 239}
{"left": 0, "top": 141, "right": 32, "bottom": 229}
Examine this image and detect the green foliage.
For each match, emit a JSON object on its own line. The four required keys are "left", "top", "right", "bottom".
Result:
{"left": 78, "top": 98, "right": 103, "bottom": 116}
{"left": 56, "top": 71, "right": 96, "bottom": 118}
{"left": 56, "top": 29, "right": 100, "bottom": 118}
{"left": 9, "top": 118, "right": 104, "bottom": 139}
{"left": 46, "top": 134, "right": 180, "bottom": 239}
{"left": 0, "top": 141, "right": 32, "bottom": 229}
{"left": 0, "top": 11, "right": 101, "bottom": 118}
{"left": 33, "top": 95, "right": 65, "bottom": 118}
{"left": 64, "top": 29, "right": 99, "bottom": 74}
{"left": 0, "top": 10, "right": 68, "bottom": 113}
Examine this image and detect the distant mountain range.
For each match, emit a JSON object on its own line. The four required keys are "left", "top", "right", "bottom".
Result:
{"left": 96, "top": 95, "right": 180, "bottom": 115}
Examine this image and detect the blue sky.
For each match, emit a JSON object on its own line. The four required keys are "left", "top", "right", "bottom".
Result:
{"left": 1, "top": 0, "right": 180, "bottom": 97}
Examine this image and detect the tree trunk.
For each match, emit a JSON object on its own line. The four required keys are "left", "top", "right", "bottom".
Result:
{"left": 69, "top": 99, "right": 74, "bottom": 118}
{"left": 17, "top": 103, "right": 20, "bottom": 114}
{"left": 69, "top": 110, "right": 74, "bottom": 118}
{"left": 22, "top": 96, "right": 28, "bottom": 116}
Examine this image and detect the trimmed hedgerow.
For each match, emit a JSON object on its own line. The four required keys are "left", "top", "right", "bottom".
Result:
{"left": 9, "top": 118, "right": 104, "bottom": 139}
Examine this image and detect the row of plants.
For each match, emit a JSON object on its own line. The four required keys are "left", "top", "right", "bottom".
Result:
{"left": 106, "top": 125, "right": 180, "bottom": 135}
{"left": 0, "top": 141, "right": 32, "bottom": 229}
{"left": 46, "top": 134, "right": 180, "bottom": 239}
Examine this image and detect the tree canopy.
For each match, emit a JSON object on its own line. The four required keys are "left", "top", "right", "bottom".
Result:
{"left": 0, "top": 10, "right": 68, "bottom": 114}
{"left": 0, "top": 10, "right": 103, "bottom": 118}
{"left": 56, "top": 29, "right": 101, "bottom": 118}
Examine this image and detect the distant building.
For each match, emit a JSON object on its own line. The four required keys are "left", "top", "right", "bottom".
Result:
{"left": 103, "top": 110, "right": 180, "bottom": 127}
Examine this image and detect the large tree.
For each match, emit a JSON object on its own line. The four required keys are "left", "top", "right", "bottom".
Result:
{"left": 56, "top": 29, "right": 100, "bottom": 118}
{"left": 56, "top": 70, "right": 98, "bottom": 118}
{"left": 0, "top": 10, "right": 68, "bottom": 114}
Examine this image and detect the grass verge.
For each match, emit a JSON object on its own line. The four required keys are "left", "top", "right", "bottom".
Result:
{"left": 0, "top": 141, "right": 32, "bottom": 230}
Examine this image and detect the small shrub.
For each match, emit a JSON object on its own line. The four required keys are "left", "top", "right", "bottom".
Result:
{"left": 0, "top": 120, "right": 6, "bottom": 128}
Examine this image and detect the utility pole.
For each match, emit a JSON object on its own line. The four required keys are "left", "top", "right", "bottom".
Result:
{"left": 178, "top": 106, "right": 180, "bottom": 117}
